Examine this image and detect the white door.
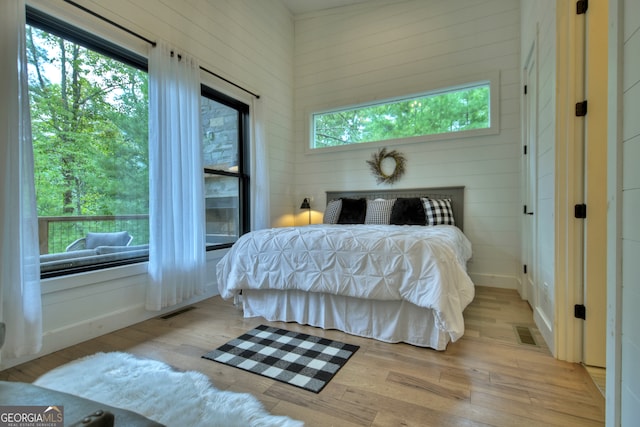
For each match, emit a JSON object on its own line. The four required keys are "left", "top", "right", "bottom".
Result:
{"left": 523, "top": 45, "right": 537, "bottom": 307}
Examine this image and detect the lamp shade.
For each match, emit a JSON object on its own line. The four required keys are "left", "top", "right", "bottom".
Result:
{"left": 300, "top": 198, "right": 310, "bottom": 209}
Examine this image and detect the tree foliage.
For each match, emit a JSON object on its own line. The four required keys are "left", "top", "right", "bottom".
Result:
{"left": 313, "top": 85, "right": 490, "bottom": 148}
{"left": 26, "top": 25, "right": 149, "bottom": 218}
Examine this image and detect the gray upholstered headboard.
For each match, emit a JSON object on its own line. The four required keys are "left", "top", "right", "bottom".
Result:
{"left": 326, "top": 186, "right": 465, "bottom": 231}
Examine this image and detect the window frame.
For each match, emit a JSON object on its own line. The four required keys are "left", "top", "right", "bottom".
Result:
{"left": 26, "top": 7, "right": 147, "bottom": 70}
{"left": 27, "top": 7, "right": 150, "bottom": 279}
{"left": 306, "top": 73, "right": 500, "bottom": 153}
{"left": 201, "top": 84, "right": 251, "bottom": 251}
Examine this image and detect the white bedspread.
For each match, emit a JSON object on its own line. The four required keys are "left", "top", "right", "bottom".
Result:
{"left": 216, "top": 224, "right": 475, "bottom": 341}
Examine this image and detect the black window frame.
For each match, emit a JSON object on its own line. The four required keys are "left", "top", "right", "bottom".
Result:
{"left": 201, "top": 84, "right": 250, "bottom": 250}
{"left": 26, "top": 7, "right": 147, "bottom": 71}
{"left": 27, "top": 7, "right": 150, "bottom": 279}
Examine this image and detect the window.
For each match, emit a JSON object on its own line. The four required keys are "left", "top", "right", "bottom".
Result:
{"left": 201, "top": 86, "right": 250, "bottom": 249}
{"left": 27, "top": 8, "right": 150, "bottom": 277}
{"left": 312, "top": 81, "right": 493, "bottom": 149}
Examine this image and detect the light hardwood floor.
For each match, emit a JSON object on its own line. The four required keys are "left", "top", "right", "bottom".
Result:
{"left": 1, "top": 286, "right": 605, "bottom": 426}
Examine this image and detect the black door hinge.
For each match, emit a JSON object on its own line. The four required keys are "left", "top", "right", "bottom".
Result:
{"left": 524, "top": 85, "right": 528, "bottom": 95}
{"left": 524, "top": 264, "right": 527, "bottom": 274}
{"left": 577, "top": 0, "right": 588, "bottom": 14}
{"left": 574, "top": 304, "right": 586, "bottom": 320}
{"left": 524, "top": 145, "right": 528, "bottom": 155}
{"left": 576, "top": 100, "right": 588, "bottom": 116}
{"left": 575, "top": 203, "right": 587, "bottom": 219}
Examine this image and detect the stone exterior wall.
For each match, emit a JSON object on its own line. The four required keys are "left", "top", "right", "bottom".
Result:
{"left": 201, "top": 98, "right": 239, "bottom": 235}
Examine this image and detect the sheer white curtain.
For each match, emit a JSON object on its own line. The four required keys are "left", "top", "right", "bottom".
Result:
{"left": 0, "top": 0, "right": 43, "bottom": 359}
{"left": 251, "top": 97, "right": 271, "bottom": 230}
{"left": 147, "top": 41, "right": 206, "bottom": 311}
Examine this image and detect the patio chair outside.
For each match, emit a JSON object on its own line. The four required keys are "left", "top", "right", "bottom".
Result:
{"left": 66, "top": 231, "right": 133, "bottom": 252}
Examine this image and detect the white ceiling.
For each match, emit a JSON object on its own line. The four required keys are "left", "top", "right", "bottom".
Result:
{"left": 281, "top": 0, "right": 372, "bottom": 15}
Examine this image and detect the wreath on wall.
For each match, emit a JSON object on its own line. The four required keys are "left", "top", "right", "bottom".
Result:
{"left": 366, "top": 147, "right": 407, "bottom": 185}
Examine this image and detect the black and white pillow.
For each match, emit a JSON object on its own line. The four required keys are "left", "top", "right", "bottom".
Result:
{"left": 423, "top": 198, "right": 455, "bottom": 226}
{"left": 323, "top": 199, "right": 342, "bottom": 224}
{"left": 365, "top": 199, "right": 396, "bottom": 225}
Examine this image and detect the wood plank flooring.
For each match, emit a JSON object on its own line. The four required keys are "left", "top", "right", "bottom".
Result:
{"left": 1, "top": 286, "right": 605, "bottom": 426}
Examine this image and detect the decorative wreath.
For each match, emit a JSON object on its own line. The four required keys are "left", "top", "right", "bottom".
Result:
{"left": 366, "top": 147, "right": 407, "bottom": 184}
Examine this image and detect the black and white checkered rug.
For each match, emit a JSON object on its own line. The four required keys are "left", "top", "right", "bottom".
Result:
{"left": 202, "top": 325, "right": 359, "bottom": 393}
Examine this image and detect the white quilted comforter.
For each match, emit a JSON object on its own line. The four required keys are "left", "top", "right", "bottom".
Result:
{"left": 216, "top": 224, "right": 475, "bottom": 341}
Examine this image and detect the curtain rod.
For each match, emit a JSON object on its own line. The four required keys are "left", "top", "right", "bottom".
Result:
{"left": 63, "top": 0, "right": 260, "bottom": 99}
{"left": 63, "top": 0, "right": 156, "bottom": 46}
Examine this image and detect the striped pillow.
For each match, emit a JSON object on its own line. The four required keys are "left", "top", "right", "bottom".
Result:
{"left": 323, "top": 199, "right": 342, "bottom": 224}
{"left": 365, "top": 199, "right": 396, "bottom": 225}
{"left": 423, "top": 198, "right": 455, "bottom": 226}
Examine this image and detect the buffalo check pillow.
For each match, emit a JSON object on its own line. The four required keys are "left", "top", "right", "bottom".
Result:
{"left": 365, "top": 199, "right": 396, "bottom": 225}
{"left": 423, "top": 198, "right": 455, "bottom": 226}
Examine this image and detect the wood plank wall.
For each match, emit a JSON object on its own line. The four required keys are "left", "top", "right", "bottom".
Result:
{"left": 292, "top": 0, "right": 522, "bottom": 289}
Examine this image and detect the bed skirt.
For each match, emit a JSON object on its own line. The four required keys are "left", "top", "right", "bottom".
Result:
{"left": 240, "top": 289, "right": 451, "bottom": 350}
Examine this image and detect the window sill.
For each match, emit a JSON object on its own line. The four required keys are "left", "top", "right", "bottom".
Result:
{"left": 41, "top": 261, "right": 149, "bottom": 295}
{"left": 40, "top": 245, "right": 150, "bottom": 275}
{"left": 41, "top": 246, "right": 230, "bottom": 295}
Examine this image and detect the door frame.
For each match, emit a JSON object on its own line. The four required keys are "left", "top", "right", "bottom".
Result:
{"left": 605, "top": 0, "right": 622, "bottom": 423}
{"left": 582, "top": 0, "right": 608, "bottom": 368}
{"left": 553, "top": 1, "right": 585, "bottom": 362}
{"left": 522, "top": 39, "right": 537, "bottom": 306}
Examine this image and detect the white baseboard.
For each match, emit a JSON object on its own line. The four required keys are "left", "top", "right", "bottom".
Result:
{"left": 534, "top": 306, "right": 554, "bottom": 355}
{"left": 468, "top": 272, "right": 518, "bottom": 289}
{"left": 1, "top": 286, "right": 218, "bottom": 371}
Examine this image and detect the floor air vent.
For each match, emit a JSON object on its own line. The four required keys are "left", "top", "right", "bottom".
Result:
{"left": 514, "top": 325, "right": 538, "bottom": 346}
{"left": 160, "top": 306, "right": 196, "bottom": 319}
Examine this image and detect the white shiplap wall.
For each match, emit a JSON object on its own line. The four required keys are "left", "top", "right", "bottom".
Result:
{"left": 33, "top": 0, "right": 296, "bottom": 226}
{"left": 292, "top": 0, "right": 522, "bottom": 288}
{"left": 621, "top": 0, "right": 640, "bottom": 421}
{"left": 2, "top": 0, "right": 295, "bottom": 370}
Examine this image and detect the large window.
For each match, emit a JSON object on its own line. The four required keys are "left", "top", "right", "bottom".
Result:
{"left": 201, "top": 86, "right": 250, "bottom": 249}
{"left": 27, "top": 8, "right": 149, "bottom": 277}
{"left": 312, "top": 81, "right": 493, "bottom": 149}
{"left": 27, "top": 9, "right": 250, "bottom": 277}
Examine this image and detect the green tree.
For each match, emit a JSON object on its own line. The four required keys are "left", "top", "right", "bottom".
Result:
{"left": 26, "top": 25, "right": 149, "bottom": 218}
{"left": 314, "top": 85, "right": 490, "bottom": 148}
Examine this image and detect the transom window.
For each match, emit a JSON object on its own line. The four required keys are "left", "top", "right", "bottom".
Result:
{"left": 312, "top": 81, "right": 492, "bottom": 149}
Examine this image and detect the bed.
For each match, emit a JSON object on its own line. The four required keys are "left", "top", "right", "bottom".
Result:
{"left": 216, "top": 187, "right": 474, "bottom": 350}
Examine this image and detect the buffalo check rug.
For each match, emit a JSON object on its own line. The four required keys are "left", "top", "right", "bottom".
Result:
{"left": 202, "top": 325, "right": 359, "bottom": 393}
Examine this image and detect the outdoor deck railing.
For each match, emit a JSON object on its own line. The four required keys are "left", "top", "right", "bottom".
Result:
{"left": 38, "top": 214, "right": 149, "bottom": 255}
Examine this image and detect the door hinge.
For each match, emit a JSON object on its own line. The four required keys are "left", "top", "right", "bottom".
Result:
{"left": 524, "top": 264, "right": 527, "bottom": 274}
{"left": 524, "top": 85, "right": 528, "bottom": 95}
{"left": 524, "top": 145, "right": 528, "bottom": 155}
{"left": 575, "top": 100, "right": 588, "bottom": 116}
{"left": 574, "top": 203, "right": 587, "bottom": 219}
{"left": 577, "top": 0, "right": 588, "bottom": 14}
{"left": 574, "top": 304, "right": 586, "bottom": 320}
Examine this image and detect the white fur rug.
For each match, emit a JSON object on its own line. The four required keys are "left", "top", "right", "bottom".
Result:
{"left": 34, "top": 352, "right": 303, "bottom": 427}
